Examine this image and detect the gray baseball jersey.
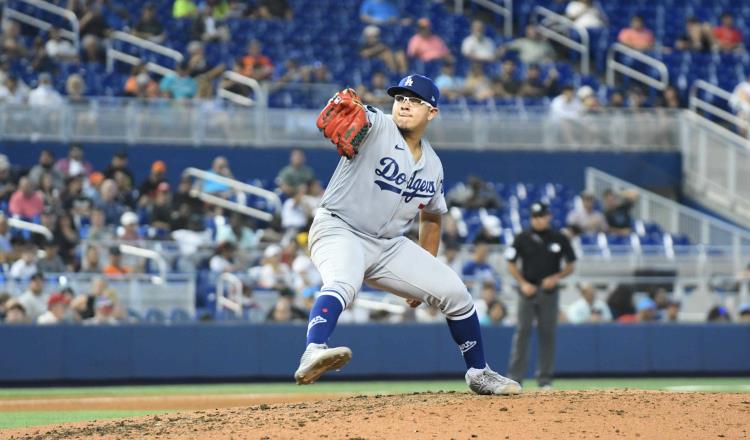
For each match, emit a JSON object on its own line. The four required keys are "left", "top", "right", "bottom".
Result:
{"left": 319, "top": 105, "right": 447, "bottom": 239}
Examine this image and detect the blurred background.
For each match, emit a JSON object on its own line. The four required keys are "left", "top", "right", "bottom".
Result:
{"left": 0, "top": 0, "right": 748, "bottom": 383}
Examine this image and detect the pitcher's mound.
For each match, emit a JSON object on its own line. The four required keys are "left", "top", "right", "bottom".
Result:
{"left": 7, "top": 390, "right": 750, "bottom": 439}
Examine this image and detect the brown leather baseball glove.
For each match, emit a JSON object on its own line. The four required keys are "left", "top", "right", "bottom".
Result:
{"left": 316, "top": 88, "right": 371, "bottom": 159}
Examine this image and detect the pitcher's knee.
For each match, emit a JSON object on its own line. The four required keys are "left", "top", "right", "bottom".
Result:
{"left": 319, "top": 281, "right": 357, "bottom": 309}
{"left": 439, "top": 288, "right": 476, "bottom": 320}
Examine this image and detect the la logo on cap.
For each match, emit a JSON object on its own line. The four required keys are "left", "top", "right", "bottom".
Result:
{"left": 404, "top": 76, "right": 414, "bottom": 87}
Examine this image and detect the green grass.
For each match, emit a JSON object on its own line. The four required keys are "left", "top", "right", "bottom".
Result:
{"left": 1, "top": 378, "right": 748, "bottom": 430}
{"left": 0, "top": 410, "right": 174, "bottom": 430}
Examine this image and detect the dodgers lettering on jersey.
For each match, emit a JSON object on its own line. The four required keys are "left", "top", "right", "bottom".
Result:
{"left": 319, "top": 106, "right": 447, "bottom": 239}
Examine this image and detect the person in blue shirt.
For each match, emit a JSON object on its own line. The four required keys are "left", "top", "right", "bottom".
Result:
{"left": 159, "top": 61, "right": 197, "bottom": 99}
{"left": 461, "top": 242, "right": 499, "bottom": 295}
{"left": 360, "top": 0, "right": 399, "bottom": 25}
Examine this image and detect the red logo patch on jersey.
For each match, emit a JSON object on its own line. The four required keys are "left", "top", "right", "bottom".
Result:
{"left": 322, "top": 308, "right": 328, "bottom": 313}
{"left": 418, "top": 203, "right": 426, "bottom": 210}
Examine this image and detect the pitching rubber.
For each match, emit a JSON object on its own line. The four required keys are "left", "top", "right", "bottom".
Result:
{"left": 295, "top": 347, "right": 353, "bottom": 385}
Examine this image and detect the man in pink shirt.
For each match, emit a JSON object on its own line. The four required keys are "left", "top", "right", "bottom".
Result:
{"left": 617, "top": 15, "right": 654, "bottom": 51}
{"left": 407, "top": 18, "right": 454, "bottom": 63}
{"left": 9, "top": 176, "right": 44, "bottom": 219}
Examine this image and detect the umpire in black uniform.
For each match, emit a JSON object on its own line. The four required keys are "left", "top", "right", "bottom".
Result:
{"left": 506, "top": 202, "right": 576, "bottom": 388}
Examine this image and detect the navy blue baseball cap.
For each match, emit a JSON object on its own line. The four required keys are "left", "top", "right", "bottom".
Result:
{"left": 387, "top": 74, "right": 439, "bottom": 108}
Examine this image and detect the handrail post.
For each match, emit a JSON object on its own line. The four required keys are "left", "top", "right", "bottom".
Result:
{"left": 534, "top": 6, "right": 590, "bottom": 75}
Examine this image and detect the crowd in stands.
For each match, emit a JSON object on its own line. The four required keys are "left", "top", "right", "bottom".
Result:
{"left": 3, "top": 0, "right": 744, "bottom": 111}
{"left": 0, "top": 146, "right": 748, "bottom": 326}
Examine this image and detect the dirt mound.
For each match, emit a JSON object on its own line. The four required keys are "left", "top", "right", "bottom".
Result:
{"left": 7, "top": 390, "right": 750, "bottom": 440}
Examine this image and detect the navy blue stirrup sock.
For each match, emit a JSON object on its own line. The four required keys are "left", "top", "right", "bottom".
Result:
{"left": 447, "top": 311, "right": 487, "bottom": 370}
{"left": 306, "top": 295, "right": 344, "bottom": 345}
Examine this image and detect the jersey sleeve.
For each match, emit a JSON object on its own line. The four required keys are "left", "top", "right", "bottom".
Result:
{"left": 560, "top": 234, "right": 577, "bottom": 263}
{"left": 422, "top": 163, "right": 447, "bottom": 215}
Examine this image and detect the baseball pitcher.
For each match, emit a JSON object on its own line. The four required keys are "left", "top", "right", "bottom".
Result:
{"left": 294, "top": 74, "right": 521, "bottom": 395}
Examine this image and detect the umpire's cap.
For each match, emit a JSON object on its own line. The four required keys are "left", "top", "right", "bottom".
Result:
{"left": 530, "top": 201, "right": 551, "bottom": 217}
{"left": 387, "top": 74, "right": 439, "bottom": 108}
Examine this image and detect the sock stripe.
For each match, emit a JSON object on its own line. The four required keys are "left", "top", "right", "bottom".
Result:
{"left": 320, "top": 289, "right": 347, "bottom": 309}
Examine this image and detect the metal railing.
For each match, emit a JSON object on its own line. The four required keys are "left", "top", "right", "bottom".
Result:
{"left": 183, "top": 167, "right": 281, "bottom": 222}
{"left": 118, "top": 243, "right": 168, "bottom": 283}
{"left": 218, "top": 71, "right": 264, "bottom": 107}
{"left": 689, "top": 79, "right": 749, "bottom": 133}
{"left": 606, "top": 43, "right": 668, "bottom": 91}
{"left": 106, "top": 30, "right": 183, "bottom": 77}
{"left": 681, "top": 110, "right": 750, "bottom": 228}
{"left": 585, "top": 167, "right": 750, "bottom": 272}
{"left": 3, "top": 0, "right": 80, "bottom": 50}
{"left": 0, "top": 98, "right": 682, "bottom": 150}
{"left": 533, "top": 6, "right": 590, "bottom": 75}
{"left": 454, "top": 0, "right": 512, "bottom": 37}
{"left": 216, "top": 272, "right": 244, "bottom": 315}
{"left": 7, "top": 217, "right": 52, "bottom": 240}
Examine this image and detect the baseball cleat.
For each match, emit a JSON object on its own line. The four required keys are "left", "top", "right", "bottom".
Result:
{"left": 465, "top": 366, "right": 522, "bottom": 395}
{"left": 294, "top": 343, "right": 352, "bottom": 385}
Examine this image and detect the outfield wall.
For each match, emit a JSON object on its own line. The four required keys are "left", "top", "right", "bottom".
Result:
{"left": 1, "top": 143, "right": 681, "bottom": 192}
{"left": 1, "top": 324, "right": 748, "bottom": 383}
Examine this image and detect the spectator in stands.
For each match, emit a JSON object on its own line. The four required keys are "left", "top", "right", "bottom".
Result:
{"left": 103, "top": 246, "right": 131, "bottom": 276}
{"left": 209, "top": 241, "right": 241, "bottom": 274}
{"left": 0, "top": 75, "right": 29, "bottom": 104}
{"left": 9, "top": 176, "right": 44, "bottom": 219}
{"left": 159, "top": 61, "right": 198, "bottom": 99}
{"left": 102, "top": 151, "right": 133, "bottom": 186}
{"left": 0, "top": 215, "right": 11, "bottom": 263}
{"left": 463, "top": 62, "right": 494, "bottom": 101}
{"left": 360, "top": 25, "right": 407, "bottom": 75}
{"left": 461, "top": 20, "right": 496, "bottom": 64}
{"left": 66, "top": 74, "right": 87, "bottom": 105}
{"left": 97, "top": 179, "right": 125, "bottom": 225}
{"left": 191, "top": 4, "right": 230, "bottom": 42}
{"left": 145, "top": 182, "right": 173, "bottom": 231}
{"left": 81, "top": 35, "right": 105, "bottom": 64}
{"left": 173, "top": 0, "right": 198, "bottom": 18}
{"left": 18, "top": 272, "right": 47, "bottom": 321}
{"left": 359, "top": 0, "right": 401, "bottom": 25}
{"left": 550, "top": 85, "right": 582, "bottom": 122}
{"left": 1, "top": 20, "right": 27, "bottom": 60}
{"left": 37, "top": 240, "right": 66, "bottom": 273}
{"left": 519, "top": 64, "right": 558, "bottom": 98}
{"left": 674, "top": 17, "right": 712, "bottom": 53}
{"left": 739, "top": 304, "right": 750, "bottom": 323}
{"left": 607, "top": 90, "right": 626, "bottom": 109}
{"left": 62, "top": 176, "right": 93, "bottom": 226}
{"left": 117, "top": 211, "right": 141, "bottom": 241}
{"left": 74, "top": 0, "right": 110, "bottom": 39}
{"left": 707, "top": 305, "right": 731, "bottom": 322}
{"left": 133, "top": 3, "right": 166, "bottom": 43}
{"left": 44, "top": 27, "right": 77, "bottom": 62}
{"left": 0, "top": 293, "right": 12, "bottom": 321}
{"left": 565, "top": 0, "right": 607, "bottom": 29}
{"left": 81, "top": 245, "right": 102, "bottom": 272}
{"left": 256, "top": 244, "right": 293, "bottom": 290}
{"left": 291, "top": 233, "right": 321, "bottom": 295}
{"left": 216, "top": 212, "right": 259, "bottom": 251}
{"left": 565, "top": 282, "right": 612, "bottom": 323}
{"left": 358, "top": 71, "right": 393, "bottom": 107}
{"left": 0, "top": 155, "right": 17, "bottom": 203}
{"left": 712, "top": 12, "right": 744, "bottom": 53}
{"left": 618, "top": 15, "right": 655, "bottom": 52}
{"left": 124, "top": 63, "right": 159, "bottom": 98}
{"left": 603, "top": 188, "right": 638, "bottom": 235}
{"left": 618, "top": 297, "right": 658, "bottom": 323}
{"left": 252, "top": 0, "right": 293, "bottom": 20}
{"left": 493, "top": 59, "right": 522, "bottom": 98}
{"left": 281, "top": 184, "right": 317, "bottom": 232}
{"left": 85, "top": 295, "right": 120, "bottom": 325}
{"left": 500, "top": 25, "right": 556, "bottom": 65}
{"left": 9, "top": 245, "right": 39, "bottom": 279}
{"left": 434, "top": 63, "right": 463, "bottom": 102}
{"left": 28, "top": 73, "right": 64, "bottom": 108}
{"left": 55, "top": 144, "right": 93, "bottom": 178}
{"left": 202, "top": 155, "right": 233, "bottom": 196}
{"left": 186, "top": 41, "right": 225, "bottom": 79}
{"left": 28, "top": 150, "right": 63, "bottom": 191}
{"left": 566, "top": 191, "right": 607, "bottom": 235}
{"left": 276, "top": 149, "right": 316, "bottom": 197}
{"left": 461, "top": 243, "right": 498, "bottom": 294}
{"left": 475, "top": 282, "right": 498, "bottom": 322}
{"left": 407, "top": 18, "right": 453, "bottom": 64}
{"left": 37, "top": 292, "right": 70, "bottom": 325}
{"left": 665, "top": 298, "right": 680, "bottom": 322}
{"left": 3, "top": 300, "right": 27, "bottom": 324}
{"left": 578, "top": 85, "right": 602, "bottom": 114}
{"left": 240, "top": 40, "right": 274, "bottom": 81}
{"left": 138, "top": 160, "right": 167, "bottom": 206}
{"left": 657, "top": 86, "right": 682, "bottom": 109}
{"left": 484, "top": 300, "right": 508, "bottom": 326}
{"left": 439, "top": 242, "right": 463, "bottom": 276}
{"left": 267, "top": 295, "right": 306, "bottom": 322}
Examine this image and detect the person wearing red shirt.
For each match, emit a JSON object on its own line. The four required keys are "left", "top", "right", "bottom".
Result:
{"left": 713, "top": 13, "right": 743, "bottom": 52}
{"left": 9, "top": 176, "right": 44, "bottom": 219}
{"left": 240, "top": 39, "right": 273, "bottom": 81}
